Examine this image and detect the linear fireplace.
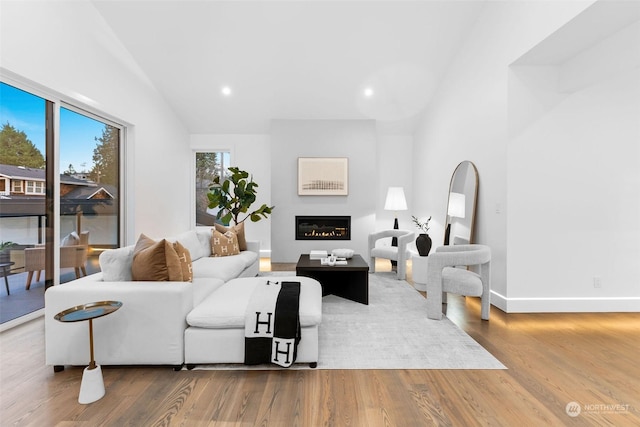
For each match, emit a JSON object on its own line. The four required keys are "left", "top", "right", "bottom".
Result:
{"left": 295, "top": 216, "right": 351, "bottom": 240}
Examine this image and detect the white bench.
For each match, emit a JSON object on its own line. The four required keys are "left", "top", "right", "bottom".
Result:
{"left": 184, "top": 275, "right": 322, "bottom": 368}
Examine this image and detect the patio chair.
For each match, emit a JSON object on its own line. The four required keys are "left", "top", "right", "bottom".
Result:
{"left": 24, "top": 231, "right": 89, "bottom": 289}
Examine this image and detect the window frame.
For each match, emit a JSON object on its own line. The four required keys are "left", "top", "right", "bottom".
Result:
{"left": 11, "top": 180, "right": 23, "bottom": 193}
{"left": 25, "top": 180, "right": 45, "bottom": 195}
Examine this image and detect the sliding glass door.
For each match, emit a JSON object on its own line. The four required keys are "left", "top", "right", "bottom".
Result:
{"left": 0, "top": 82, "right": 48, "bottom": 323}
{"left": 0, "top": 81, "right": 122, "bottom": 325}
{"left": 59, "top": 106, "right": 120, "bottom": 285}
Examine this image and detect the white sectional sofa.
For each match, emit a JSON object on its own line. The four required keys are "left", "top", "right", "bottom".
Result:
{"left": 44, "top": 228, "right": 322, "bottom": 371}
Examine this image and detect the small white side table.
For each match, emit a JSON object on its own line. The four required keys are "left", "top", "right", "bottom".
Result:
{"left": 412, "top": 255, "right": 429, "bottom": 292}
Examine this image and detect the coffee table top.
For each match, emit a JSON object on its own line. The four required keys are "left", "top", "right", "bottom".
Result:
{"left": 296, "top": 253, "right": 369, "bottom": 272}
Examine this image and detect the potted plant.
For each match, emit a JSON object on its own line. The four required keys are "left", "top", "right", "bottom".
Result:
{"left": 0, "top": 241, "right": 16, "bottom": 264}
{"left": 411, "top": 216, "right": 432, "bottom": 256}
{"left": 207, "top": 167, "right": 274, "bottom": 225}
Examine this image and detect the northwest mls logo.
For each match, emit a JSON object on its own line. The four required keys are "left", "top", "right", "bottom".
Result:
{"left": 565, "top": 402, "right": 581, "bottom": 417}
{"left": 566, "top": 401, "right": 630, "bottom": 417}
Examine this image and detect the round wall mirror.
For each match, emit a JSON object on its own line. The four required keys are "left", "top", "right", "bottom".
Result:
{"left": 444, "top": 161, "right": 478, "bottom": 245}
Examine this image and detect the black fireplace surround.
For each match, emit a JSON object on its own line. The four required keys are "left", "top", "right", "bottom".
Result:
{"left": 295, "top": 216, "right": 351, "bottom": 240}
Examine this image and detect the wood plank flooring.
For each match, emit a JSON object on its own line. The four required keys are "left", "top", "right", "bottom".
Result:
{"left": 1, "top": 260, "right": 639, "bottom": 426}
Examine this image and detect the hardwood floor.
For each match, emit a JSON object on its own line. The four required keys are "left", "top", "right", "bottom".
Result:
{"left": 1, "top": 260, "right": 639, "bottom": 426}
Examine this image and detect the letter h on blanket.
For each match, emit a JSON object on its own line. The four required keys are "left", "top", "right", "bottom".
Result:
{"left": 244, "top": 280, "right": 301, "bottom": 367}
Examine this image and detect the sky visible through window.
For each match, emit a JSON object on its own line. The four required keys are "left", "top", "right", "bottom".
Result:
{"left": 0, "top": 82, "right": 105, "bottom": 172}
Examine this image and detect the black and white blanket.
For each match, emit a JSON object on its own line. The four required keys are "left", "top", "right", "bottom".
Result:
{"left": 244, "top": 280, "right": 301, "bottom": 367}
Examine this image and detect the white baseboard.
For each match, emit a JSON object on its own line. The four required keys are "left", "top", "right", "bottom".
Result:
{"left": 490, "top": 291, "right": 640, "bottom": 313}
{"left": 259, "top": 249, "right": 271, "bottom": 258}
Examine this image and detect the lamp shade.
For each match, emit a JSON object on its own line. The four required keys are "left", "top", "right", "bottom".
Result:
{"left": 447, "top": 192, "right": 466, "bottom": 218}
{"left": 384, "top": 187, "right": 407, "bottom": 211}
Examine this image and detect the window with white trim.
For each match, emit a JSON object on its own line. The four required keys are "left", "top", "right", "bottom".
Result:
{"left": 11, "top": 180, "right": 23, "bottom": 193}
{"left": 25, "top": 180, "right": 45, "bottom": 195}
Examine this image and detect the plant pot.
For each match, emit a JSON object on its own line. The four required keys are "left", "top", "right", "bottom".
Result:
{"left": 415, "top": 234, "right": 432, "bottom": 256}
{"left": 0, "top": 250, "right": 10, "bottom": 264}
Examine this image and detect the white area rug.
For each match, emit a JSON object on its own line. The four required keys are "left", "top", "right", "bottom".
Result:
{"left": 191, "top": 272, "right": 505, "bottom": 370}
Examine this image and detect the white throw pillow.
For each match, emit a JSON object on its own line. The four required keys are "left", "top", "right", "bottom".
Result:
{"left": 61, "top": 231, "right": 79, "bottom": 247}
{"left": 99, "top": 246, "right": 135, "bottom": 281}
{"left": 195, "top": 228, "right": 213, "bottom": 257}
{"left": 173, "top": 230, "right": 205, "bottom": 261}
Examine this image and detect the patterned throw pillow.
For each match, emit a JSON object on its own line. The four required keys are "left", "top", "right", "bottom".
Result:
{"left": 131, "top": 233, "right": 183, "bottom": 281}
{"left": 173, "top": 241, "right": 193, "bottom": 282}
{"left": 210, "top": 229, "right": 240, "bottom": 257}
{"left": 214, "top": 222, "right": 247, "bottom": 251}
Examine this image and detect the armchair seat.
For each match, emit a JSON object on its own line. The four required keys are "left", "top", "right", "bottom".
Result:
{"left": 370, "top": 246, "right": 404, "bottom": 261}
{"left": 442, "top": 267, "right": 483, "bottom": 296}
{"left": 427, "top": 244, "right": 491, "bottom": 320}
{"left": 368, "top": 229, "right": 414, "bottom": 280}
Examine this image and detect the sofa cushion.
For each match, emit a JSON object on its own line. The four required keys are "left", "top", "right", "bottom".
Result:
{"left": 236, "top": 250, "right": 259, "bottom": 269}
{"left": 173, "top": 241, "right": 193, "bottom": 282}
{"left": 214, "top": 222, "right": 247, "bottom": 251}
{"left": 192, "top": 277, "right": 226, "bottom": 306}
{"left": 186, "top": 276, "right": 322, "bottom": 329}
{"left": 172, "top": 230, "right": 206, "bottom": 261}
{"left": 191, "top": 255, "right": 246, "bottom": 282}
{"left": 99, "top": 246, "right": 134, "bottom": 281}
{"left": 131, "top": 234, "right": 183, "bottom": 281}
{"left": 210, "top": 229, "right": 240, "bottom": 257}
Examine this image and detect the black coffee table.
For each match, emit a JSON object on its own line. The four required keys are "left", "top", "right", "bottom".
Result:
{"left": 296, "top": 254, "right": 369, "bottom": 305}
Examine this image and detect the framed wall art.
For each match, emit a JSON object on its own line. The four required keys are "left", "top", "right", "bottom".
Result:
{"left": 298, "top": 157, "right": 348, "bottom": 196}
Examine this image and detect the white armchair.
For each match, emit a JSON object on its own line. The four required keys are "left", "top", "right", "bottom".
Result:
{"left": 426, "top": 244, "right": 491, "bottom": 320}
{"left": 368, "top": 229, "right": 414, "bottom": 280}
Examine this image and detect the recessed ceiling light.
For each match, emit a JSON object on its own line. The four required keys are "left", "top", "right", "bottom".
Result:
{"left": 364, "top": 87, "right": 374, "bottom": 98}
{"left": 221, "top": 86, "right": 232, "bottom": 96}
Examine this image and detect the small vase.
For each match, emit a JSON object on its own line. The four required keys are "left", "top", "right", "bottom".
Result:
{"left": 416, "top": 234, "right": 432, "bottom": 256}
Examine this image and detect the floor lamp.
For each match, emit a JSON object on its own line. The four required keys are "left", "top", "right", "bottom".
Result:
{"left": 384, "top": 187, "right": 407, "bottom": 270}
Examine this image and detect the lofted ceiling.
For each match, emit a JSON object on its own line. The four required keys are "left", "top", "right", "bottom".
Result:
{"left": 91, "top": 0, "right": 485, "bottom": 134}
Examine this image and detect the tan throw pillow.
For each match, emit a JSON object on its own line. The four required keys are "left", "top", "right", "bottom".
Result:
{"left": 214, "top": 222, "right": 247, "bottom": 251}
{"left": 173, "top": 241, "right": 193, "bottom": 282}
{"left": 131, "top": 234, "right": 183, "bottom": 281}
{"left": 211, "top": 229, "right": 240, "bottom": 257}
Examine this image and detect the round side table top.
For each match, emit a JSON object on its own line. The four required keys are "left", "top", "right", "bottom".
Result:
{"left": 55, "top": 301, "right": 122, "bottom": 323}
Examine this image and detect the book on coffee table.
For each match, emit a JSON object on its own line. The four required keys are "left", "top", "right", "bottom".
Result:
{"left": 309, "top": 250, "right": 328, "bottom": 260}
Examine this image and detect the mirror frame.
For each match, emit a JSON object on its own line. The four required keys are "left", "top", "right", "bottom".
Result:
{"left": 444, "top": 161, "right": 479, "bottom": 245}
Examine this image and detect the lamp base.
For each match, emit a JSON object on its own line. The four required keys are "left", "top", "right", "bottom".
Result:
{"left": 78, "top": 365, "right": 105, "bottom": 404}
{"left": 391, "top": 217, "right": 398, "bottom": 270}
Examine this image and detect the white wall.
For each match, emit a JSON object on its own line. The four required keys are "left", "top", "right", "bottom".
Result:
{"left": 413, "top": 0, "right": 639, "bottom": 312}
{"left": 270, "top": 120, "right": 377, "bottom": 262}
{"left": 190, "top": 134, "right": 272, "bottom": 255}
{"left": 0, "top": 0, "right": 190, "bottom": 243}
{"left": 191, "top": 128, "right": 414, "bottom": 260}
{"left": 375, "top": 133, "right": 415, "bottom": 235}
{"left": 507, "top": 19, "right": 640, "bottom": 311}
